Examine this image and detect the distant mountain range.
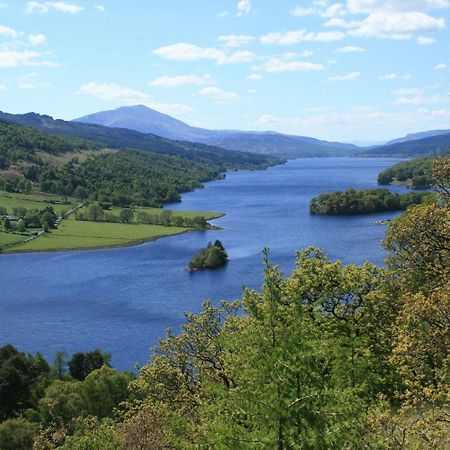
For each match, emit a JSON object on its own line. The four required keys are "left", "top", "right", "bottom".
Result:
{"left": 1, "top": 106, "right": 449, "bottom": 160}
{"left": 75, "top": 105, "right": 359, "bottom": 158}
{"left": 386, "top": 129, "right": 450, "bottom": 145}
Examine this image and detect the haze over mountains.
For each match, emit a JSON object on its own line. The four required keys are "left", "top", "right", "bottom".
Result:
{"left": 0, "top": 106, "right": 449, "bottom": 160}
{"left": 74, "top": 105, "right": 450, "bottom": 159}
{"left": 75, "top": 105, "right": 359, "bottom": 158}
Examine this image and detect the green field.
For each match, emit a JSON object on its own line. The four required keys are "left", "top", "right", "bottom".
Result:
{"left": 1, "top": 191, "right": 224, "bottom": 253}
{"left": 10, "top": 218, "right": 189, "bottom": 252}
{"left": 0, "top": 191, "right": 76, "bottom": 214}
{"left": 0, "top": 231, "right": 29, "bottom": 248}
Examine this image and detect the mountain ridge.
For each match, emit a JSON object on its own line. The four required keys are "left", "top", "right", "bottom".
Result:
{"left": 74, "top": 105, "right": 359, "bottom": 158}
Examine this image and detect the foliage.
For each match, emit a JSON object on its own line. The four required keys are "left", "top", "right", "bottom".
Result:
{"left": 377, "top": 157, "right": 434, "bottom": 188}
{"left": 188, "top": 240, "right": 228, "bottom": 271}
{"left": 310, "top": 188, "right": 430, "bottom": 215}
{"left": 68, "top": 350, "right": 111, "bottom": 381}
{"left": 0, "top": 418, "right": 37, "bottom": 450}
{"left": 0, "top": 345, "right": 50, "bottom": 420}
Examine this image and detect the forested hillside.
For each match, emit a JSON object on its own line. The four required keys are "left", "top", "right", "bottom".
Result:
{"left": 361, "top": 132, "right": 450, "bottom": 157}
{"left": 1, "top": 157, "right": 448, "bottom": 449}
{"left": 0, "top": 120, "right": 221, "bottom": 206}
{"left": 0, "top": 111, "right": 278, "bottom": 169}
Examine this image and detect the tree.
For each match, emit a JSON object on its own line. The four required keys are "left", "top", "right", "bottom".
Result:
{"left": 38, "top": 380, "right": 84, "bottom": 428}
{"left": 118, "top": 208, "right": 133, "bottom": 224}
{"left": 0, "top": 345, "right": 50, "bottom": 420}
{"left": 81, "top": 366, "right": 133, "bottom": 418}
{"left": 3, "top": 216, "right": 11, "bottom": 231}
{"left": 0, "top": 418, "right": 37, "bottom": 450}
{"left": 68, "top": 350, "right": 111, "bottom": 381}
{"left": 16, "top": 219, "right": 26, "bottom": 233}
{"left": 53, "top": 351, "right": 68, "bottom": 379}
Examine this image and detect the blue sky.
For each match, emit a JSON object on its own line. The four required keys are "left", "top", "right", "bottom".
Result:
{"left": 0, "top": 0, "right": 450, "bottom": 142}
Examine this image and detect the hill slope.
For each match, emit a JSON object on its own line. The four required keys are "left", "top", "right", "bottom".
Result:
{"left": 0, "top": 120, "right": 232, "bottom": 206}
{"left": 386, "top": 129, "right": 450, "bottom": 145}
{"left": 360, "top": 132, "right": 450, "bottom": 157}
{"left": 0, "top": 111, "right": 277, "bottom": 170}
{"left": 74, "top": 105, "right": 359, "bottom": 158}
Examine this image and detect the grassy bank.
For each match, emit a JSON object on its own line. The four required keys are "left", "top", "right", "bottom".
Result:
{"left": 1, "top": 191, "right": 223, "bottom": 253}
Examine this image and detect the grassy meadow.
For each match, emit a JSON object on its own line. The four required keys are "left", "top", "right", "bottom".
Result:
{"left": 1, "top": 191, "right": 223, "bottom": 253}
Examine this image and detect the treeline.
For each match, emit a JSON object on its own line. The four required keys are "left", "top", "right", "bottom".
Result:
{"left": 0, "top": 346, "right": 133, "bottom": 450}
{"left": 377, "top": 157, "right": 434, "bottom": 188}
{"left": 76, "top": 204, "right": 209, "bottom": 229}
{"left": 2, "top": 206, "right": 57, "bottom": 233}
{"left": 310, "top": 188, "right": 430, "bottom": 215}
{"left": 1, "top": 158, "right": 448, "bottom": 449}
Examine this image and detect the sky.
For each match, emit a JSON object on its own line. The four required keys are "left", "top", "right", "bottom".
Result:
{"left": 0, "top": 0, "right": 450, "bottom": 143}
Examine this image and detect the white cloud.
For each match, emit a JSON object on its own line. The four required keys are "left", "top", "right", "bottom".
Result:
{"left": 323, "top": 17, "right": 360, "bottom": 28}
{"left": 326, "top": 71, "right": 361, "bottom": 81}
{"left": 264, "top": 58, "right": 324, "bottom": 73}
{"left": 0, "top": 25, "right": 18, "bottom": 38}
{"left": 78, "top": 82, "right": 148, "bottom": 102}
{"left": 197, "top": 86, "right": 239, "bottom": 103}
{"left": 150, "top": 74, "right": 211, "bottom": 87}
{"left": 434, "top": 63, "right": 447, "bottom": 70}
{"left": 28, "top": 33, "right": 47, "bottom": 45}
{"left": 77, "top": 82, "right": 193, "bottom": 115}
{"left": 154, "top": 43, "right": 254, "bottom": 64}
{"left": 0, "top": 83, "right": 5, "bottom": 90}
{"left": 0, "top": 50, "right": 40, "bottom": 68}
{"left": 236, "top": 0, "right": 251, "bottom": 17}
{"left": 260, "top": 29, "right": 345, "bottom": 45}
{"left": 26, "top": 1, "right": 84, "bottom": 14}
{"left": 217, "top": 10, "right": 229, "bottom": 17}
{"left": 290, "top": 2, "right": 346, "bottom": 18}
{"left": 393, "top": 94, "right": 448, "bottom": 105}
{"left": 217, "top": 34, "right": 255, "bottom": 47}
{"left": 335, "top": 45, "right": 366, "bottom": 52}
{"left": 17, "top": 79, "right": 50, "bottom": 89}
{"left": 417, "top": 35, "right": 436, "bottom": 44}
{"left": 347, "top": 0, "right": 450, "bottom": 14}
{"left": 247, "top": 73, "right": 262, "bottom": 80}
{"left": 379, "top": 73, "right": 397, "bottom": 80}
{"left": 348, "top": 12, "right": 445, "bottom": 40}
{"left": 94, "top": 5, "right": 105, "bottom": 12}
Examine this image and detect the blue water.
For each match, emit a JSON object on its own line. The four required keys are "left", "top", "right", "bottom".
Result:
{"left": 0, "top": 158, "right": 407, "bottom": 370}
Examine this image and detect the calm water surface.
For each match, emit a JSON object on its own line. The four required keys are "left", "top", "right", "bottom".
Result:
{"left": 0, "top": 158, "right": 407, "bottom": 370}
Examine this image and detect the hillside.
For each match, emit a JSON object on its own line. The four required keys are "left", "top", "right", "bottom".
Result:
{"left": 386, "top": 129, "right": 450, "bottom": 145}
{"left": 0, "top": 111, "right": 277, "bottom": 170}
{"left": 74, "top": 105, "right": 359, "bottom": 158}
{"left": 360, "top": 132, "right": 450, "bottom": 157}
{"left": 0, "top": 120, "right": 225, "bottom": 206}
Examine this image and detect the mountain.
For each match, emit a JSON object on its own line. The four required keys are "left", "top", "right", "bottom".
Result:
{"left": 360, "top": 132, "right": 450, "bottom": 157}
{"left": 0, "top": 111, "right": 277, "bottom": 170}
{"left": 74, "top": 105, "right": 360, "bottom": 158}
{"left": 386, "top": 129, "right": 450, "bottom": 145}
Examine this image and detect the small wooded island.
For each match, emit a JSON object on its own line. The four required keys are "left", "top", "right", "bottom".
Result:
{"left": 310, "top": 188, "right": 430, "bottom": 215}
{"left": 188, "top": 240, "right": 228, "bottom": 271}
